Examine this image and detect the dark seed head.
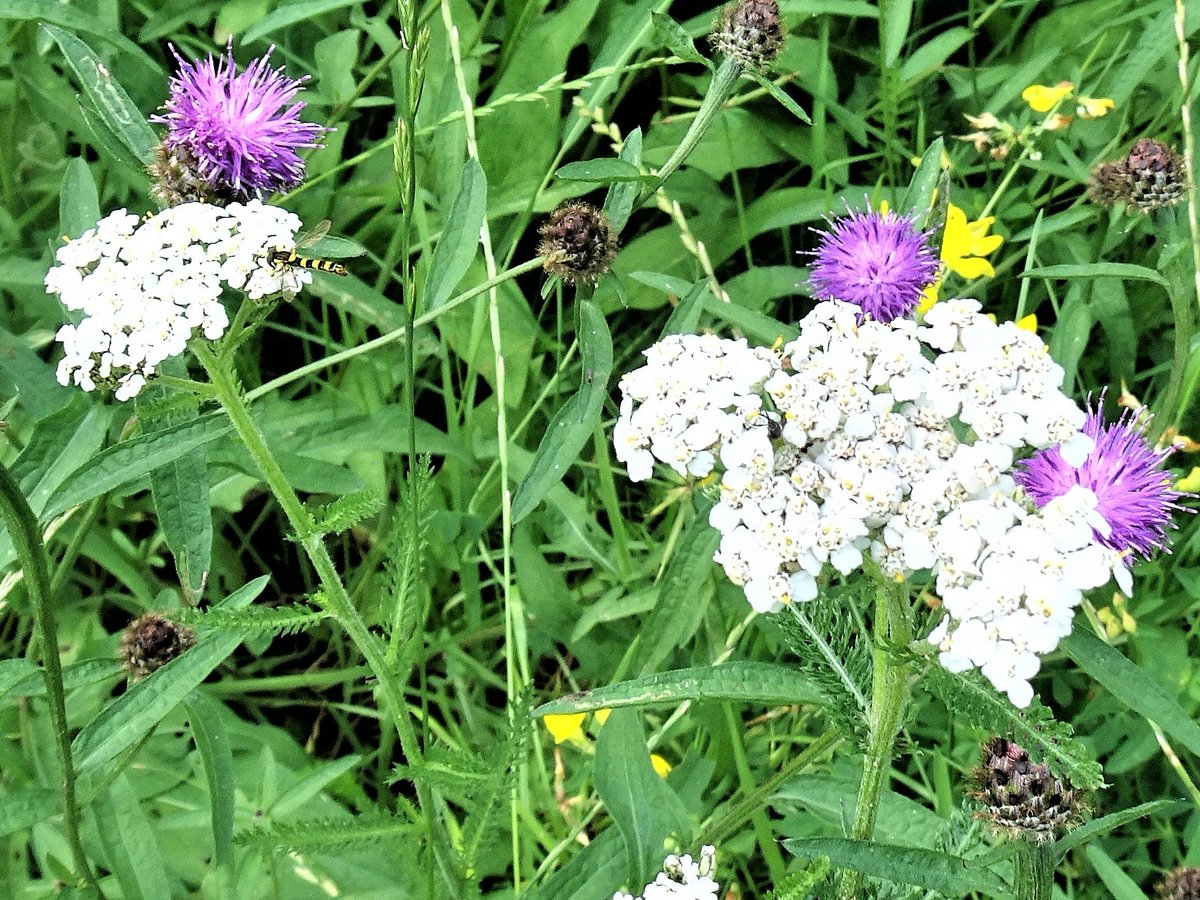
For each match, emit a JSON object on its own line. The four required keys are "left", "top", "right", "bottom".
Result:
{"left": 711, "top": 0, "right": 785, "bottom": 72}
{"left": 147, "top": 141, "right": 224, "bottom": 208}
{"left": 970, "top": 737, "right": 1082, "bottom": 844}
{"left": 119, "top": 612, "right": 196, "bottom": 679}
{"left": 1159, "top": 867, "right": 1200, "bottom": 900}
{"left": 1088, "top": 138, "right": 1186, "bottom": 214}
{"left": 537, "top": 202, "right": 619, "bottom": 286}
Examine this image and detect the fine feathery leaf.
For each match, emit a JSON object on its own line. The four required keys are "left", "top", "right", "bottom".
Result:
{"left": 177, "top": 602, "right": 331, "bottom": 637}
{"left": 307, "top": 488, "right": 385, "bottom": 536}
{"left": 922, "top": 664, "right": 1104, "bottom": 791}
{"left": 235, "top": 814, "right": 416, "bottom": 856}
{"left": 384, "top": 461, "right": 435, "bottom": 661}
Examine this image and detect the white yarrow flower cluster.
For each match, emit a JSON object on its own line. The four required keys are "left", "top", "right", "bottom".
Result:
{"left": 612, "top": 845, "right": 719, "bottom": 900}
{"left": 614, "top": 298, "right": 1113, "bottom": 706}
{"left": 45, "top": 200, "right": 308, "bottom": 400}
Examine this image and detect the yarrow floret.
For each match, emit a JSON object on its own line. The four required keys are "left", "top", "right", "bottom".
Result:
{"left": 153, "top": 43, "right": 327, "bottom": 198}
{"left": 612, "top": 297, "right": 1167, "bottom": 706}
{"left": 612, "top": 845, "right": 719, "bottom": 900}
{"left": 46, "top": 201, "right": 308, "bottom": 400}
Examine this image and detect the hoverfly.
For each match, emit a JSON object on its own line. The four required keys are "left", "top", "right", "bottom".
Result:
{"left": 269, "top": 220, "right": 349, "bottom": 277}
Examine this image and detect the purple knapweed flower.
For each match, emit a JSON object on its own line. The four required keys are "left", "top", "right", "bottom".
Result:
{"left": 807, "top": 208, "right": 939, "bottom": 323}
{"left": 153, "top": 43, "right": 327, "bottom": 198}
{"left": 1015, "top": 403, "right": 1188, "bottom": 561}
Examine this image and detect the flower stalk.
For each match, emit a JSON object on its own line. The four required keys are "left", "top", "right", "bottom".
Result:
{"left": 645, "top": 58, "right": 740, "bottom": 197}
{"left": 1011, "top": 841, "right": 1055, "bottom": 899}
{"left": 837, "top": 575, "right": 912, "bottom": 900}
{"left": 0, "top": 463, "right": 102, "bottom": 895}
{"left": 193, "top": 343, "right": 463, "bottom": 893}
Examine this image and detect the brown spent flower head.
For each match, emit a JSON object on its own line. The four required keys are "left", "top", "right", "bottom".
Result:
{"left": 1088, "top": 138, "right": 1186, "bottom": 214}
{"left": 147, "top": 141, "right": 222, "bottom": 208}
{"left": 711, "top": 0, "right": 784, "bottom": 72}
{"left": 1126, "top": 138, "right": 1187, "bottom": 212}
{"left": 1159, "top": 867, "right": 1200, "bottom": 900}
{"left": 119, "top": 612, "right": 196, "bottom": 679}
{"left": 970, "top": 737, "right": 1082, "bottom": 845}
{"left": 537, "top": 202, "right": 618, "bottom": 286}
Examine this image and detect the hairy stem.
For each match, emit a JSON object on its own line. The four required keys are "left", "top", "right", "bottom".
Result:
{"left": 837, "top": 576, "right": 912, "bottom": 900}
{"left": 194, "top": 344, "right": 462, "bottom": 893}
{"left": 1011, "top": 840, "right": 1055, "bottom": 900}
{"left": 0, "top": 463, "right": 102, "bottom": 896}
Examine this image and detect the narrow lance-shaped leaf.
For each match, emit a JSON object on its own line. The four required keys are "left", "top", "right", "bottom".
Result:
{"left": 511, "top": 300, "right": 613, "bottom": 522}
{"left": 783, "top": 838, "right": 1011, "bottom": 896}
{"left": 422, "top": 157, "right": 486, "bottom": 311}
{"left": 59, "top": 157, "right": 100, "bottom": 239}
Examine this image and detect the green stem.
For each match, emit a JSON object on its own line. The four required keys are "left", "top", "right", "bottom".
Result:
{"left": 0, "top": 463, "right": 102, "bottom": 896}
{"left": 1011, "top": 841, "right": 1055, "bottom": 899}
{"left": 1152, "top": 205, "right": 1197, "bottom": 435}
{"left": 644, "top": 59, "right": 742, "bottom": 197}
{"left": 193, "top": 344, "right": 463, "bottom": 894}
{"left": 837, "top": 576, "right": 913, "bottom": 900}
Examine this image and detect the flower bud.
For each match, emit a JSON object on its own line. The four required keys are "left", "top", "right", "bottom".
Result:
{"left": 711, "top": 0, "right": 784, "bottom": 72}
{"left": 147, "top": 141, "right": 220, "bottom": 207}
{"left": 119, "top": 612, "right": 196, "bottom": 679}
{"left": 1088, "top": 138, "right": 1186, "bottom": 214}
{"left": 970, "top": 737, "right": 1082, "bottom": 844}
{"left": 537, "top": 202, "right": 618, "bottom": 286}
{"left": 1158, "top": 867, "right": 1200, "bottom": 900}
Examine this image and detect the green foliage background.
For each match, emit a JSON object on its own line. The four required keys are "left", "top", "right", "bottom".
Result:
{"left": 0, "top": 0, "right": 1198, "bottom": 897}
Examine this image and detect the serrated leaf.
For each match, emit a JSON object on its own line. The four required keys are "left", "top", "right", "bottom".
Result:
{"left": 42, "top": 24, "right": 156, "bottom": 165}
{"left": 94, "top": 774, "right": 171, "bottom": 900}
{"left": 782, "top": 838, "right": 1009, "bottom": 895}
{"left": 422, "top": 157, "right": 486, "bottom": 311}
{"left": 59, "top": 157, "right": 99, "bottom": 239}
{"left": 182, "top": 691, "right": 235, "bottom": 865}
{"left": 594, "top": 709, "right": 691, "bottom": 886}
{"left": 555, "top": 158, "right": 651, "bottom": 184}
{"left": 649, "top": 11, "right": 709, "bottom": 66}
{"left": 43, "top": 412, "right": 232, "bottom": 520}
{"left": 534, "top": 661, "right": 825, "bottom": 716}
{"left": 511, "top": 300, "right": 612, "bottom": 522}
{"left": 71, "top": 576, "right": 267, "bottom": 775}
{"left": 748, "top": 71, "right": 812, "bottom": 124}
{"left": 1062, "top": 630, "right": 1200, "bottom": 760}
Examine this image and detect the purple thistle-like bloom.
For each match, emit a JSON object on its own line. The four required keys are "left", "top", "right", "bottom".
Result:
{"left": 807, "top": 208, "right": 939, "bottom": 323}
{"left": 153, "top": 43, "right": 327, "bottom": 198}
{"left": 1015, "top": 404, "right": 1188, "bottom": 561}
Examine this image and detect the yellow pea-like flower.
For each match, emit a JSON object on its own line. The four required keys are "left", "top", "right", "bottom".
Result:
{"left": 544, "top": 713, "right": 586, "bottom": 745}
{"left": 1021, "top": 81, "right": 1074, "bottom": 112}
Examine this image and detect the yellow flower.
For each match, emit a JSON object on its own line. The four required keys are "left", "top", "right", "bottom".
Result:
{"left": 1015, "top": 313, "right": 1038, "bottom": 332}
{"left": 1176, "top": 466, "right": 1200, "bottom": 492}
{"left": 917, "top": 279, "right": 940, "bottom": 314}
{"left": 544, "top": 713, "right": 585, "bottom": 745}
{"left": 1076, "top": 96, "right": 1114, "bottom": 119}
{"left": 941, "top": 204, "right": 1003, "bottom": 279}
{"left": 1097, "top": 593, "right": 1136, "bottom": 640}
{"left": 1021, "top": 81, "right": 1074, "bottom": 112}
{"left": 650, "top": 753, "right": 673, "bottom": 777}
{"left": 593, "top": 707, "right": 612, "bottom": 726}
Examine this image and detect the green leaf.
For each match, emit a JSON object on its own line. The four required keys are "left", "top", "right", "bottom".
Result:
{"left": 702, "top": 292, "right": 799, "bottom": 343}
{"left": 0, "top": 1, "right": 158, "bottom": 70}
{"left": 659, "top": 281, "right": 709, "bottom": 337}
{"left": 422, "top": 157, "right": 486, "bottom": 311}
{"left": 1062, "top": 630, "right": 1200, "bottom": 759}
{"left": 42, "top": 24, "right": 157, "bottom": 166}
{"left": 1055, "top": 799, "right": 1185, "bottom": 857}
{"left": 71, "top": 576, "right": 267, "bottom": 775}
{"left": 638, "top": 514, "right": 719, "bottom": 673}
{"left": 59, "top": 157, "right": 99, "bottom": 239}
{"left": 43, "top": 411, "right": 232, "bottom": 520}
{"left": 899, "top": 137, "right": 945, "bottom": 221}
{"left": 899, "top": 27, "right": 974, "bottom": 83}
{"left": 511, "top": 300, "right": 613, "bottom": 522}
{"left": 555, "top": 158, "right": 651, "bottom": 184}
{"left": 1085, "top": 845, "right": 1152, "bottom": 900}
{"left": 603, "top": 127, "right": 643, "bottom": 233}
{"left": 533, "top": 661, "right": 825, "bottom": 716}
{"left": 182, "top": 691, "right": 236, "bottom": 865}
{"left": 747, "top": 71, "right": 812, "bottom": 124}
{"left": 782, "top": 838, "right": 1010, "bottom": 895}
{"left": 94, "top": 773, "right": 171, "bottom": 900}
{"left": 241, "top": 0, "right": 360, "bottom": 43}
{"left": 879, "top": 0, "right": 914, "bottom": 67}
{"left": 649, "top": 11, "right": 709, "bottom": 67}
{"left": 594, "top": 709, "right": 691, "bottom": 887}
{"left": 0, "top": 788, "right": 60, "bottom": 838}
{"left": 139, "top": 389, "right": 212, "bottom": 601}
{"left": 1022, "top": 263, "right": 1169, "bottom": 289}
